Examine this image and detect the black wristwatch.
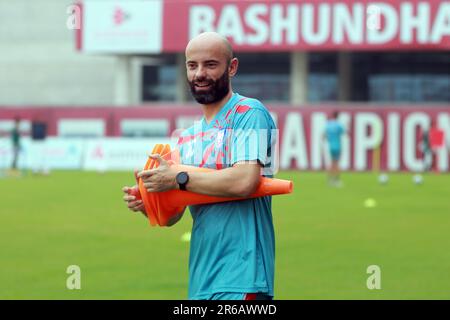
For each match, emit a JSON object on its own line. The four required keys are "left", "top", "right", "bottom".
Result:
{"left": 176, "top": 171, "right": 189, "bottom": 191}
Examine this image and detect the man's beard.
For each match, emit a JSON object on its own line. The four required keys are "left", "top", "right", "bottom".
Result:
{"left": 188, "top": 68, "right": 230, "bottom": 105}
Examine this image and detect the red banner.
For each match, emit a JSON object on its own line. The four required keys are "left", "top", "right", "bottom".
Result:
{"left": 163, "top": 0, "right": 450, "bottom": 52}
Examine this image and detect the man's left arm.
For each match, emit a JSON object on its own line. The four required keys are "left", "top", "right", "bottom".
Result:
{"left": 184, "top": 161, "right": 261, "bottom": 197}
{"left": 139, "top": 107, "right": 272, "bottom": 198}
{"left": 138, "top": 154, "right": 262, "bottom": 198}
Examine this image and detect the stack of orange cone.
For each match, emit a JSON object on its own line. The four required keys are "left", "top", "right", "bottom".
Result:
{"left": 128, "top": 144, "right": 293, "bottom": 227}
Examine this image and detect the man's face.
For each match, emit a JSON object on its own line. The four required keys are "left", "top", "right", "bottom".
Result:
{"left": 187, "top": 64, "right": 230, "bottom": 105}
{"left": 186, "top": 47, "right": 231, "bottom": 105}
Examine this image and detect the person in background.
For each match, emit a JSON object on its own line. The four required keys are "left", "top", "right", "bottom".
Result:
{"left": 10, "top": 117, "right": 21, "bottom": 173}
{"left": 324, "top": 111, "right": 345, "bottom": 187}
{"left": 420, "top": 122, "right": 433, "bottom": 172}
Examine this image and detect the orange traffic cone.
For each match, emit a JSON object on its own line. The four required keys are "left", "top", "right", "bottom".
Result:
{"left": 129, "top": 144, "right": 293, "bottom": 227}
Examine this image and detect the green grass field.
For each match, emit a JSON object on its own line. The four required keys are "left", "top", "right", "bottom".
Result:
{"left": 1, "top": 170, "right": 449, "bottom": 299}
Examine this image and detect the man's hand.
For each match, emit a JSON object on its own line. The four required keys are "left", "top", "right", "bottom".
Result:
{"left": 137, "top": 154, "right": 179, "bottom": 193}
{"left": 122, "top": 186, "right": 147, "bottom": 218}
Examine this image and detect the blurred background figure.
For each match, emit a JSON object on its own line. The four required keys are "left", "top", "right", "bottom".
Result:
{"left": 31, "top": 120, "right": 50, "bottom": 176}
{"left": 9, "top": 117, "right": 22, "bottom": 176}
{"left": 324, "top": 111, "right": 345, "bottom": 187}
{"left": 429, "top": 120, "right": 446, "bottom": 173}
{"left": 420, "top": 119, "right": 446, "bottom": 173}
{"left": 421, "top": 121, "right": 433, "bottom": 172}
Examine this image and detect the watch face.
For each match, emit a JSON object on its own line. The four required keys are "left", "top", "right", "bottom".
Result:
{"left": 177, "top": 172, "right": 188, "bottom": 185}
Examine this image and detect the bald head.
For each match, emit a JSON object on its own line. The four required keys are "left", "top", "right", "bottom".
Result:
{"left": 186, "top": 32, "right": 234, "bottom": 62}
{"left": 185, "top": 32, "right": 239, "bottom": 105}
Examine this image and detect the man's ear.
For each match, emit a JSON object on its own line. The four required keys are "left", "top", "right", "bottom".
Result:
{"left": 229, "top": 58, "right": 239, "bottom": 77}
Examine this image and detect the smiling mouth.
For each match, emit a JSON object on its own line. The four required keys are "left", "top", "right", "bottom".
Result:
{"left": 195, "top": 83, "right": 212, "bottom": 88}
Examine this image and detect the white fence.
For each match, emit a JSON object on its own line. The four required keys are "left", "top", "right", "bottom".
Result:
{"left": 0, "top": 138, "right": 173, "bottom": 171}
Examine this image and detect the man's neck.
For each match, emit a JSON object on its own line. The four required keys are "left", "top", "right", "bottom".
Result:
{"left": 201, "top": 90, "right": 234, "bottom": 124}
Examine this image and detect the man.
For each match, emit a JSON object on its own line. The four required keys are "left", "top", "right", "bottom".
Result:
{"left": 420, "top": 123, "right": 433, "bottom": 171}
{"left": 10, "top": 117, "right": 21, "bottom": 172}
{"left": 122, "top": 32, "right": 276, "bottom": 300}
{"left": 324, "top": 111, "right": 345, "bottom": 187}
{"left": 424, "top": 119, "right": 445, "bottom": 173}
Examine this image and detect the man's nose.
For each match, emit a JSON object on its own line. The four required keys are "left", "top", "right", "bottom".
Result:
{"left": 194, "top": 66, "right": 207, "bottom": 79}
